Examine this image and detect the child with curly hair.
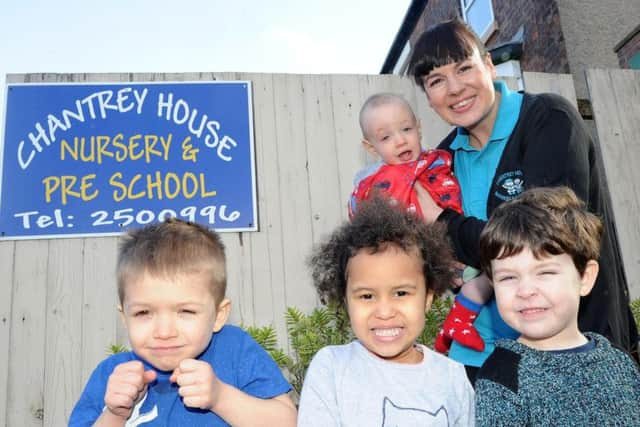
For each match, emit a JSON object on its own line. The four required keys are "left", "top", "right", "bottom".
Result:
{"left": 298, "top": 197, "right": 474, "bottom": 426}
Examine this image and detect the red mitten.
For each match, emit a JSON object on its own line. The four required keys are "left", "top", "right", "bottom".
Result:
{"left": 434, "top": 298, "right": 484, "bottom": 354}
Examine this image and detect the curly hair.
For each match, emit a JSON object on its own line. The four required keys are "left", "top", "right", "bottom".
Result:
{"left": 479, "top": 186, "right": 603, "bottom": 278}
{"left": 309, "top": 197, "right": 456, "bottom": 307}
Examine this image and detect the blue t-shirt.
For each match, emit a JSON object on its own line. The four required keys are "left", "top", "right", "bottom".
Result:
{"left": 69, "top": 325, "right": 291, "bottom": 426}
{"left": 448, "top": 81, "right": 523, "bottom": 367}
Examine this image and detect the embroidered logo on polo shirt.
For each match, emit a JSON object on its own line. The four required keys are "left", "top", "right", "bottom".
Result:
{"left": 495, "top": 170, "right": 524, "bottom": 201}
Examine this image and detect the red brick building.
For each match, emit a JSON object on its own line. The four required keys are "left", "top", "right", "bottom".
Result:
{"left": 382, "top": 0, "right": 640, "bottom": 100}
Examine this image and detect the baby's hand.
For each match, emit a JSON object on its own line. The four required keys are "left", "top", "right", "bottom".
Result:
{"left": 171, "top": 359, "right": 222, "bottom": 411}
{"left": 104, "top": 361, "right": 157, "bottom": 420}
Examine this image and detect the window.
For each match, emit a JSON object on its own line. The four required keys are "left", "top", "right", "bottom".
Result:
{"left": 630, "top": 52, "right": 640, "bottom": 70}
{"left": 393, "top": 41, "right": 411, "bottom": 75}
{"left": 460, "top": 0, "right": 497, "bottom": 42}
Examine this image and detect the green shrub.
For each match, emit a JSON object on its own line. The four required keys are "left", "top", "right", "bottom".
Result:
{"left": 631, "top": 298, "right": 640, "bottom": 332}
{"left": 107, "top": 343, "right": 129, "bottom": 355}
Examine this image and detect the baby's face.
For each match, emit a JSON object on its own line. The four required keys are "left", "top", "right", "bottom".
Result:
{"left": 345, "top": 245, "right": 431, "bottom": 364}
{"left": 119, "top": 272, "right": 226, "bottom": 371}
{"left": 362, "top": 102, "right": 422, "bottom": 165}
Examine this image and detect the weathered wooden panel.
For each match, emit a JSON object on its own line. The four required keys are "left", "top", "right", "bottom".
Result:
{"left": 43, "top": 239, "right": 84, "bottom": 426}
{"left": 523, "top": 72, "right": 578, "bottom": 108}
{"left": 0, "top": 241, "right": 15, "bottom": 427}
{"left": 303, "top": 74, "right": 344, "bottom": 243}
{"left": 271, "top": 73, "right": 317, "bottom": 314}
{"left": 587, "top": 69, "right": 640, "bottom": 299}
{"left": 239, "top": 72, "right": 290, "bottom": 349}
{"left": 7, "top": 240, "right": 48, "bottom": 427}
{"left": 329, "top": 74, "right": 370, "bottom": 208}
{"left": 80, "top": 238, "right": 120, "bottom": 387}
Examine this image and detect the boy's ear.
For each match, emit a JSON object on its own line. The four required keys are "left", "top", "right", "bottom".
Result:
{"left": 361, "top": 139, "right": 378, "bottom": 158}
{"left": 579, "top": 260, "right": 599, "bottom": 297}
{"left": 212, "top": 298, "right": 231, "bottom": 332}
{"left": 424, "top": 289, "right": 436, "bottom": 312}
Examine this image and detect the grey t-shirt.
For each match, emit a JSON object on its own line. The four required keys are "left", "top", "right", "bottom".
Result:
{"left": 297, "top": 340, "right": 475, "bottom": 427}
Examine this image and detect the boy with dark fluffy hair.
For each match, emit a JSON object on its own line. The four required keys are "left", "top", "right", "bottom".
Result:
{"left": 69, "top": 218, "right": 296, "bottom": 427}
{"left": 298, "top": 197, "right": 474, "bottom": 426}
{"left": 475, "top": 187, "right": 640, "bottom": 426}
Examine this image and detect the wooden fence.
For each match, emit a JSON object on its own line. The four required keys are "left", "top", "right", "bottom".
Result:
{"left": 0, "top": 69, "right": 638, "bottom": 426}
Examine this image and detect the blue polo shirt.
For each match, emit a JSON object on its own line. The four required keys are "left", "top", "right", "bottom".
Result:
{"left": 448, "top": 80, "right": 522, "bottom": 368}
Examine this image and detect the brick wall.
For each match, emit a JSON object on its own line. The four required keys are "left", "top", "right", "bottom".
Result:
{"left": 410, "top": 0, "right": 460, "bottom": 47}
{"left": 491, "top": 0, "right": 570, "bottom": 73}
{"left": 406, "top": 0, "right": 570, "bottom": 74}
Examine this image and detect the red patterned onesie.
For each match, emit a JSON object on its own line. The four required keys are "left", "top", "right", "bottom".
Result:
{"left": 349, "top": 149, "right": 463, "bottom": 219}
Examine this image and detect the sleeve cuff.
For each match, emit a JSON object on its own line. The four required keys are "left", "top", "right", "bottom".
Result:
{"left": 437, "top": 207, "right": 460, "bottom": 223}
{"left": 456, "top": 293, "right": 483, "bottom": 313}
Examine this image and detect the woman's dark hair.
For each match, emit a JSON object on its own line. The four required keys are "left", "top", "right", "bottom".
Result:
{"left": 408, "top": 18, "right": 487, "bottom": 88}
{"left": 308, "top": 197, "right": 456, "bottom": 306}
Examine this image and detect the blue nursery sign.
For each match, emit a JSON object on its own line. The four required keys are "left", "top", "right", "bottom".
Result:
{"left": 0, "top": 81, "right": 257, "bottom": 239}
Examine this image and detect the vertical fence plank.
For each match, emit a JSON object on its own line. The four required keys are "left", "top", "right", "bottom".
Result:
{"left": 239, "top": 72, "right": 291, "bottom": 349}
{"left": 330, "top": 74, "right": 369, "bottom": 208}
{"left": 302, "top": 74, "right": 344, "bottom": 243}
{"left": 7, "top": 240, "right": 48, "bottom": 427}
{"left": 587, "top": 69, "right": 640, "bottom": 298}
{"left": 80, "top": 238, "right": 120, "bottom": 387}
{"left": 272, "top": 73, "right": 317, "bottom": 313}
{"left": 0, "top": 241, "right": 15, "bottom": 426}
{"left": 43, "top": 239, "right": 84, "bottom": 426}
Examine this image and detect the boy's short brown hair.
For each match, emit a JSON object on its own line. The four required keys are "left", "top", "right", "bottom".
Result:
{"left": 479, "top": 186, "right": 603, "bottom": 278}
{"left": 117, "top": 218, "right": 227, "bottom": 304}
{"left": 309, "top": 196, "right": 456, "bottom": 307}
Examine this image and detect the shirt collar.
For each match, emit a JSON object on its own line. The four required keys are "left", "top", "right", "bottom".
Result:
{"left": 491, "top": 80, "right": 521, "bottom": 141}
{"left": 450, "top": 80, "right": 521, "bottom": 151}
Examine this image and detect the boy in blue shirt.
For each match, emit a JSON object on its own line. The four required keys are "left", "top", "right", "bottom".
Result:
{"left": 69, "top": 218, "right": 296, "bottom": 426}
{"left": 475, "top": 187, "right": 640, "bottom": 425}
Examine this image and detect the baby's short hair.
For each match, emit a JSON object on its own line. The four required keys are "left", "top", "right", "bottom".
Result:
{"left": 359, "top": 93, "right": 416, "bottom": 138}
{"left": 479, "top": 186, "right": 603, "bottom": 278}
{"left": 309, "top": 197, "right": 455, "bottom": 306}
{"left": 117, "top": 218, "right": 227, "bottom": 304}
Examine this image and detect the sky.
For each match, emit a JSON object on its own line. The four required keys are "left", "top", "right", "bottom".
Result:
{"left": 0, "top": 1, "right": 410, "bottom": 75}
{"left": 0, "top": 0, "right": 411, "bottom": 132}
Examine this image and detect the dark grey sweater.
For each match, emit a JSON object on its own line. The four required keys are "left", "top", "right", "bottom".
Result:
{"left": 475, "top": 333, "right": 640, "bottom": 426}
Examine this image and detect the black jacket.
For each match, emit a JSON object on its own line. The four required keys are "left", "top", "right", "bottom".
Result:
{"left": 437, "top": 92, "right": 638, "bottom": 356}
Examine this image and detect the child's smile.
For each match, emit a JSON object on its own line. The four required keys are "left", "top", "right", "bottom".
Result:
{"left": 372, "top": 327, "right": 402, "bottom": 338}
